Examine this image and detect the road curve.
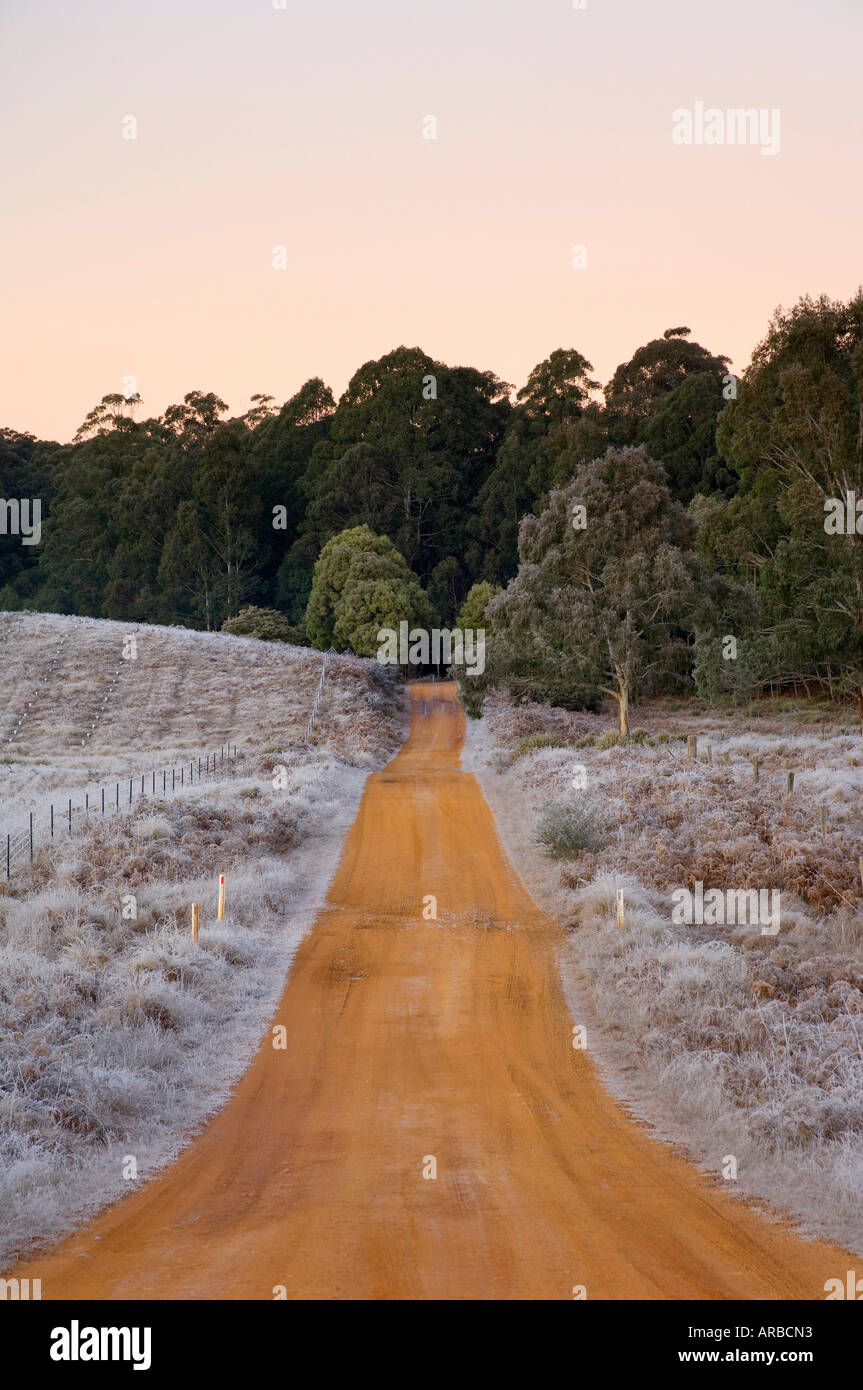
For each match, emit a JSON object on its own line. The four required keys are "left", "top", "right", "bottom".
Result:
{"left": 12, "top": 682, "right": 852, "bottom": 1299}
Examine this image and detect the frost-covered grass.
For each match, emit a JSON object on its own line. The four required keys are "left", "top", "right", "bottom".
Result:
{"left": 465, "top": 690, "right": 863, "bottom": 1253}
{"left": 0, "top": 610, "right": 400, "bottom": 832}
{"left": 0, "top": 613, "right": 406, "bottom": 1268}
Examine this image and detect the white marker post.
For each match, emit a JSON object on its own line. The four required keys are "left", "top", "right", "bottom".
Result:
{"left": 218, "top": 874, "right": 225, "bottom": 921}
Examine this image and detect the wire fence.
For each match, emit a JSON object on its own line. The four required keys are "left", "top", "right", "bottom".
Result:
{"left": 3, "top": 744, "right": 239, "bottom": 880}
{"left": 304, "top": 648, "right": 335, "bottom": 742}
{"left": 3, "top": 639, "right": 339, "bottom": 880}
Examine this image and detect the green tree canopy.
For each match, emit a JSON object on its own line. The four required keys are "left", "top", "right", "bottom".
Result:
{"left": 489, "top": 447, "right": 723, "bottom": 731}
{"left": 703, "top": 293, "right": 863, "bottom": 720}
{"left": 603, "top": 327, "right": 733, "bottom": 502}
{"left": 304, "top": 524, "right": 433, "bottom": 657}
{"left": 470, "top": 348, "right": 601, "bottom": 583}
{"left": 456, "top": 580, "right": 501, "bottom": 634}
{"left": 302, "top": 346, "right": 510, "bottom": 605}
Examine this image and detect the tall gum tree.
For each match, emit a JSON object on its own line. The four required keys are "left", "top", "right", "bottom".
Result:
{"left": 488, "top": 446, "right": 718, "bottom": 732}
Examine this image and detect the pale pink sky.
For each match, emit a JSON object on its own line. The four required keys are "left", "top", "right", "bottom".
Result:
{"left": 1, "top": 0, "right": 861, "bottom": 443}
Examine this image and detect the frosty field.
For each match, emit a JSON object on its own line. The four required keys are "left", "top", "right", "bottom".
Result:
{"left": 464, "top": 692, "right": 863, "bottom": 1254}
{"left": 0, "top": 613, "right": 405, "bottom": 1266}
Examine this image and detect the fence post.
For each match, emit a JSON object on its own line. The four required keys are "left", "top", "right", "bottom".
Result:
{"left": 116, "top": 783, "right": 119, "bottom": 808}
{"left": 686, "top": 734, "right": 696, "bottom": 761}
{"left": 68, "top": 798, "right": 72, "bottom": 834}
{"left": 752, "top": 757, "right": 760, "bottom": 783}
{"left": 786, "top": 772, "right": 794, "bottom": 795}
{"left": 101, "top": 788, "right": 105, "bottom": 815}
{"left": 129, "top": 778, "right": 132, "bottom": 805}
{"left": 6, "top": 834, "right": 9, "bottom": 879}
{"left": 29, "top": 812, "right": 33, "bottom": 861}
{"left": 616, "top": 887, "right": 625, "bottom": 930}
{"left": 218, "top": 874, "right": 225, "bottom": 921}
{"left": 192, "top": 903, "right": 199, "bottom": 942}
{"left": 50, "top": 804, "right": 54, "bottom": 838}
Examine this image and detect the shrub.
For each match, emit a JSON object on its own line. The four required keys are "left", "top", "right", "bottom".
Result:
{"left": 131, "top": 815, "right": 174, "bottom": 842}
{"left": 535, "top": 799, "right": 606, "bottom": 858}
{"left": 596, "top": 729, "right": 625, "bottom": 750}
{"left": 222, "top": 607, "right": 304, "bottom": 644}
{"left": 513, "top": 732, "right": 568, "bottom": 760}
{"left": 596, "top": 728, "right": 651, "bottom": 749}
{"left": 459, "top": 680, "right": 487, "bottom": 720}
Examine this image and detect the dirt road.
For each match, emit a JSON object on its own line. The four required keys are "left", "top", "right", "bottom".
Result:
{"left": 13, "top": 682, "right": 852, "bottom": 1298}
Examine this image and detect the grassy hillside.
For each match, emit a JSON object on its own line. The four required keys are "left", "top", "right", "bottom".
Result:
{"left": 0, "top": 612, "right": 397, "bottom": 835}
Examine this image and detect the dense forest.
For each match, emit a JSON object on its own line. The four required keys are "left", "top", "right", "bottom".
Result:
{"left": 2, "top": 292, "right": 862, "bottom": 722}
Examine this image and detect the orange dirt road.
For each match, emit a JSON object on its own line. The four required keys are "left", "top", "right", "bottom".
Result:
{"left": 13, "top": 682, "right": 852, "bottom": 1299}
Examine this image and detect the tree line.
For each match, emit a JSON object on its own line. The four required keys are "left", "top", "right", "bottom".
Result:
{"left": 1, "top": 292, "right": 861, "bottom": 724}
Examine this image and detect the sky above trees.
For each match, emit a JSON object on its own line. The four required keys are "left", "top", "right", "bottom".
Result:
{"left": 2, "top": 0, "right": 862, "bottom": 442}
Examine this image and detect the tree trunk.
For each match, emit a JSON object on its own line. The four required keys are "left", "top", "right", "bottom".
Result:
{"left": 616, "top": 675, "right": 629, "bottom": 737}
